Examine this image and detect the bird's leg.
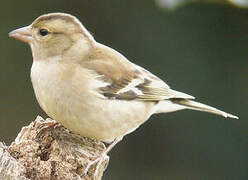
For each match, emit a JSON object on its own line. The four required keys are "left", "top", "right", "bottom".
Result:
{"left": 84, "top": 136, "right": 123, "bottom": 176}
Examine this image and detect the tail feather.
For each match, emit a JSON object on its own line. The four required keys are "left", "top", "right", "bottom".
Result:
{"left": 171, "top": 99, "right": 239, "bottom": 119}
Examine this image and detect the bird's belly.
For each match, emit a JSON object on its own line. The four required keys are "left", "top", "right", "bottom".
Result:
{"left": 36, "top": 87, "right": 153, "bottom": 142}
{"left": 58, "top": 98, "right": 154, "bottom": 143}
{"left": 31, "top": 62, "right": 155, "bottom": 143}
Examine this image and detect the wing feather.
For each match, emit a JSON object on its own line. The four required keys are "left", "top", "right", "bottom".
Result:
{"left": 81, "top": 43, "right": 194, "bottom": 101}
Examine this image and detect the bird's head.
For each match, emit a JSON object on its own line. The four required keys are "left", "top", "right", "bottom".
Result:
{"left": 9, "top": 13, "right": 95, "bottom": 61}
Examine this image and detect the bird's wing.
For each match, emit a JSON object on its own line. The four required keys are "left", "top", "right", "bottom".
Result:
{"left": 81, "top": 44, "right": 194, "bottom": 101}
{"left": 132, "top": 64, "right": 195, "bottom": 101}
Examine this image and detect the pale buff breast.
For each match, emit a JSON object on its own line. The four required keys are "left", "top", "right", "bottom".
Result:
{"left": 31, "top": 61, "right": 156, "bottom": 143}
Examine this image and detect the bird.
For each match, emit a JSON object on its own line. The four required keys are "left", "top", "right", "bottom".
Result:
{"left": 9, "top": 12, "right": 238, "bottom": 175}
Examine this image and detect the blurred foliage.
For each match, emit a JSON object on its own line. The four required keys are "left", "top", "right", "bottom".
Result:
{"left": 1, "top": 0, "right": 247, "bottom": 180}
{"left": 156, "top": 0, "right": 248, "bottom": 10}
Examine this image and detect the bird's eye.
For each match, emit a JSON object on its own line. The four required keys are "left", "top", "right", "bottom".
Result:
{"left": 39, "top": 28, "right": 49, "bottom": 36}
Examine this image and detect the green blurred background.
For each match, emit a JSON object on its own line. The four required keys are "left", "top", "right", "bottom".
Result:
{"left": 1, "top": 1, "right": 247, "bottom": 179}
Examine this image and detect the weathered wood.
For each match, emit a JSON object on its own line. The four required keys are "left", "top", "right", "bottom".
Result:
{"left": 0, "top": 116, "right": 108, "bottom": 180}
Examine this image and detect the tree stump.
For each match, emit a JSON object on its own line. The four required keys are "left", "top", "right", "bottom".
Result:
{"left": 0, "top": 116, "right": 109, "bottom": 180}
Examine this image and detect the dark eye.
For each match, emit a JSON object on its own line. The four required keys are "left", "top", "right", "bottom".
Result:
{"left": 39, "top": 29, "right": 49, "bottom": 36}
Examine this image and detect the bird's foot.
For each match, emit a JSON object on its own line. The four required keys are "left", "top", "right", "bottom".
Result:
{"left": 37, "top": 120, "right": 60, "bottom": 137}
{"left": 83, "top": 137, "right": 123, "bottom": 177}
{"left": 84, "top": 152, "right": 109, "bottom": 177}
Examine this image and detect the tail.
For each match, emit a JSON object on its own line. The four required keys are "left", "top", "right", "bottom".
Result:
{"left": 171, "top": 99, "right": 239, "bottom": 119}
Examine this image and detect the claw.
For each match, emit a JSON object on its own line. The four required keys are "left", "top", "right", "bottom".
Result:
{"left": 36, "top": 120, "right": 60, "bottom": 137}
{"left": 94, "top": 155, "right": 109, "bottom": 177}
{"left": 83, "top": 136, "right": 123, "bottom": 177}
{"left": 84, "top": 153, "right": 109, "bottom": 177}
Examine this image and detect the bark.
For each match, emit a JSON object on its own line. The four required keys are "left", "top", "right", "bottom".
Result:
{"left": 0, "top": 116, "right": 108, "bottom": 180}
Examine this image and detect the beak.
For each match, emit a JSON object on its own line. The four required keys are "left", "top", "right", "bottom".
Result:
{"left": 9, "top": 26, "right": 33, "bottom": 43}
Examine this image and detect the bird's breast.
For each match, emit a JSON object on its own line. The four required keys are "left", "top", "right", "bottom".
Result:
{"left": 31, "top": 61, "right": 78, "bottom": 119}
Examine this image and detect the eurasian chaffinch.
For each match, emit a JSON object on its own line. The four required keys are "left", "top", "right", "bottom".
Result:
{"left": 9, "top": 13, "right": 238, "bottom": 176}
